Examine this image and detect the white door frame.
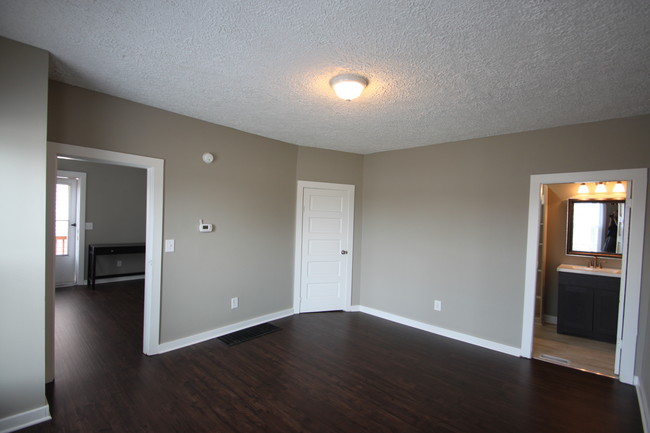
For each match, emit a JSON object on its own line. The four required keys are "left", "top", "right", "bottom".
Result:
{"left": 293, "top": 181, "right": 354, "bottom": 314}
{"left": 52, "top": 142, "right": 164, "bottom": 355}
{"left": 56, "top": 170, "right": 87, "bottom": 286}
{"left": 521, "top": 168, "right": 647, "bottom": 385}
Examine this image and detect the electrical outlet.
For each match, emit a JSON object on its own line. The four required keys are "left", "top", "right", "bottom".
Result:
{"left": 116, "top": 260, "right": 122, "bottom": 267}
{"left": 230, "top": 297, "right": 239, "bottom": 309}
{"left": 434, "top": 300, "right": 442, "bottom": 311}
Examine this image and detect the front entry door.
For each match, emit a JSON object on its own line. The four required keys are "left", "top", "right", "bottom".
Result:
{"left": 298, "top": 183, "right": 354, "bottom": 313}
{"left": 55, "top": 176, "right": 78, "bottom": 286}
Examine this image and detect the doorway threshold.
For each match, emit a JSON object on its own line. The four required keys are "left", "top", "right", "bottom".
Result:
{"left": 533, "top": 323, "right": 616, "bottom": 377}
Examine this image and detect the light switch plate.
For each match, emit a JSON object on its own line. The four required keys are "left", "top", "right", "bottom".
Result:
{"left": 85, "top": 222, "right": 93, "bottom": 230}
{"left": 165, "top": 239, "right": 175, "bottom": 252}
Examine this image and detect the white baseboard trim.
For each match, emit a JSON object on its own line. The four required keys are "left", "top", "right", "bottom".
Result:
{"left": 158, "top": 308, "right": 295, "bottom": 354}
{"left": 637, "top": 376, "right": 649, "bottom": 433}
{"left": 543, "top": 315, "right": 558, "bottom": 325}
{"left": 347, "top": 305, "right": 361, "bottom": 312}
{"left": 0, "top": 405, "right": 50, "bottom": 433}
{"left": 359, "top": 306, "right": 521, "bottom": 357}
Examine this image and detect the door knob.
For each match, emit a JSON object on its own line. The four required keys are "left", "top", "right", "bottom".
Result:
{"left": 71, "top": 223, "right": 77, "bottom": 227}
{"left": 341, "top": 250, "right": 348, "bottom": 255}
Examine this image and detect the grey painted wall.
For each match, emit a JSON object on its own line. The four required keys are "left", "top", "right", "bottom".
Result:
{"left": 0, "top": 38, "right": 49, "bottom": 419}
{"left": 360, "top": 139, "right": 531, "bottom": 347}
{"left": 543, "top": 183, "right": 623, "bottom": 317}
{"left": 359, "top": 115, "right": 650, "bottom": 357}
{"left": 47, "top": 81, "right": 366, "bottom": 344}
{"left": 56, "top": 159, "right": 147, "bottom": 279}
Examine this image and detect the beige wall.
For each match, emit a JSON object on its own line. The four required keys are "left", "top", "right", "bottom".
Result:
{"left": 48, "top": 81, "right": 365, "bottom": 344}
{"left": 0, "top": 38, "right": 49, "bottom": 419}
{"left": 359, "top": 115, "right": 650, "bottom": 354}
{"left": 56, "top": 159, "right": 147, "bottom": 279}
{"left": 49, "top": 81, "right": 297, "bottom": 342}
{"left": 543, "top": 183, "right": 624, "bottom": 317}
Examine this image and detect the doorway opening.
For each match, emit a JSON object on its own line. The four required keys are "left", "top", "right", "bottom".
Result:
{"left": 531, "top": 181, "right": 627, "bottom": 377}
{"left": 55, "top": 171, "right": 86, "bottom": 287}
{"left": 50, "top": 142, "right": 164, "bottom": 356}
{"left": 293, "top": 181, "right": 355, "bottom": 314}
{"left": 521, "top": 169, "right": 647, "bottom": 385}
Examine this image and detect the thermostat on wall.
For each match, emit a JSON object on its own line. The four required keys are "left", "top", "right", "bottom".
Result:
{"left": 199, "top": 219, "right": 213, "bottom": 233}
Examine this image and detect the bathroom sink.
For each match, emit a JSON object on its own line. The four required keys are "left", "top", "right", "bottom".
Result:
{"left": 557, "top": 264, "right": 621, "bottom": 277}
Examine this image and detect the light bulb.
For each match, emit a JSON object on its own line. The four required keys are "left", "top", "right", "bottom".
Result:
{"left": 577, "top": 183, "right": 589, "bottom": 194}
{"left": 595, "top": 182, "right": 607, "bottom": 193}
{"left": 613, "top": 181, "right": 626, "bottom": 193}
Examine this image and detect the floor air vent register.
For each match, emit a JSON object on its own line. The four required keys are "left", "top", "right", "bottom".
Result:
{"left": 218, "top": 323, "right": 281, "bottom": 346}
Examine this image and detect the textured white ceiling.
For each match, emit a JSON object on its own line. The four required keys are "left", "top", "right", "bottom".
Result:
{"left": 1, "top": 1, "right": 649, "bottom": 154}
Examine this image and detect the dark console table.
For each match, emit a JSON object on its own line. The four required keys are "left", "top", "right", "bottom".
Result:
{"left": 87, "top": 243, "right": 146, "bottom": 289}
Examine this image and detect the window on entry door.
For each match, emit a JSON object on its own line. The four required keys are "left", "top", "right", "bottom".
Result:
{"left": 55, "top": 183, "right": 70, "bottom": 255}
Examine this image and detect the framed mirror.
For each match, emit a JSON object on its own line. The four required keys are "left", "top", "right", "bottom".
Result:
{"left": 567, "top": 199, "right": 625, "bottom": 257}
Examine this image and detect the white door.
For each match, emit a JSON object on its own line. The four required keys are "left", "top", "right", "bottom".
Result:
{"left": 55, "top": 177, "right": 78, "bottom": 286}
{"left": 298, "top": 183, "right": 354, "bottom": 313}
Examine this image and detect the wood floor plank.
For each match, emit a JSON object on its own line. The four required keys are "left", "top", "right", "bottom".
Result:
{"left": 20, "top": 281, "right": 643, "bottom": 432}
{"left": 533, "top": 322, "right": 616, "bottom": 376}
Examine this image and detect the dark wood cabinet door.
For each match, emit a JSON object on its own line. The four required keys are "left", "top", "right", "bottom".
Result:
{"left": 557, "top": 272, "right": 620, "bottom": 343}
{"left": 593, "top": 287, "right": 619, "bottom": 343}
{"left": 557, "top": 283, "right": 594, "bottom": 336}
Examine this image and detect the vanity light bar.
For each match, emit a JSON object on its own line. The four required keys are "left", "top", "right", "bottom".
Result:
{"left": 577, "top": 181, "right": 626, "bottom": 194}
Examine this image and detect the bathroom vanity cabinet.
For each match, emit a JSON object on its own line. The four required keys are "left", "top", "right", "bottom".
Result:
{"left": 557, "top": 266, "right": 621, "bottom": 343}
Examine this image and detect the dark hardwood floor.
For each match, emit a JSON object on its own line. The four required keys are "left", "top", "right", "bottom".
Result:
{"left": 21, "top": 281, "right": 642, "bottom": 432}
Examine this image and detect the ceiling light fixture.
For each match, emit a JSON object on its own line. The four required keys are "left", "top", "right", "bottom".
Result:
{"left": 595, "top": 182, "right": 607, "bottom": 193}
{"left": 577, "top": 183, "right": 589, "bottom": 194}
{"left": 613, "top": 181, "right": 626, "bottom": 193}
{"left": 329, "top": 73, "right": 368, "bottom": 101}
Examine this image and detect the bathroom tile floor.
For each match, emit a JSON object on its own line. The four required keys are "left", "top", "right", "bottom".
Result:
{"left": 533, "top": 322, "right": 616, "bottom": 377}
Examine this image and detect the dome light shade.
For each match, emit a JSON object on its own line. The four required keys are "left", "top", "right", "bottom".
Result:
{"left": 330, "top": 73, "right": 368, "bottom": 101}
{"left": 595, "top": 182, "right": 607, "bottom": 193}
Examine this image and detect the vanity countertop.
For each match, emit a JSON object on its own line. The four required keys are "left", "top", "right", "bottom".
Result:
{"left": 557, "top": 264, "right": 621, "bottom": 278}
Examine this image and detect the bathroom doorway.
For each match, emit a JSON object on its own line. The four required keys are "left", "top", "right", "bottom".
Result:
{"left": 521, "top": 168, "right": 647, "bottom": 385}
{"left": 532, "top": 181, "right": 625, "bottom": 377}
